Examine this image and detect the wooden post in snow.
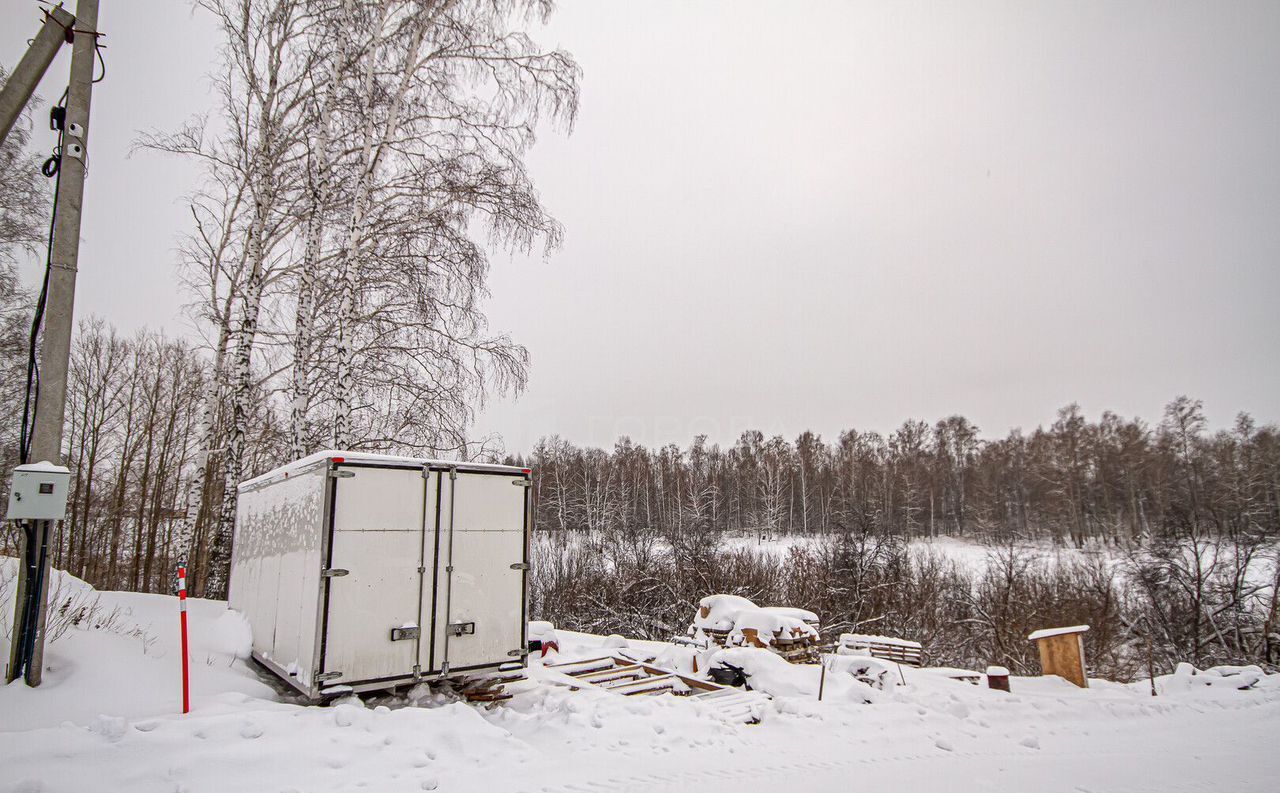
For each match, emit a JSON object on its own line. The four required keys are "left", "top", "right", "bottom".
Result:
{"left": 1028, "top": 625, "right": 1090, "bottom": 688}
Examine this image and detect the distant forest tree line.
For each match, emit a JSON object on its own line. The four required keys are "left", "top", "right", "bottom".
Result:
{"left": 516, "top": 398, "right": 1280, "bottom": 546}
{"left": 2, "top": 318, "right": 1277, "bottom": 601}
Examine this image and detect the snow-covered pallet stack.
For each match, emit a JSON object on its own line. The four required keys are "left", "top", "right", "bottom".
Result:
{"left": 689, "top": 596, "right": 822, "bottom": 664}
{"left": 543, "top": 654, "right": 770, "bottom": 723}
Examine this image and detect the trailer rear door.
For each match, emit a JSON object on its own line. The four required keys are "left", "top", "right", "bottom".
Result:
{"left": 428, "top": 470, "right": 528, "bottom": 673}
{"left": 321, "top": 466, "right": 435, "bottom": 684}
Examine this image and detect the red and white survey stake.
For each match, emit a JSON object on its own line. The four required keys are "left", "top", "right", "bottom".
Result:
{"left": 177, "top": 565, "right": 190, "bottom": 714}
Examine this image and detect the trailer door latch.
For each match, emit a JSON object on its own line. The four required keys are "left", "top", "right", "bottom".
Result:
{"left": 321, "top": 568, "right": 349, "bottom": 578}
{"left": 511, "top": 478, "right": 531, "bottom": 487}
{"left": 447, "top": 621, "right": 475, "bottom": 637}
{"left": 510, "top": 562, "right": 530, "bottom": 571}
{"left": 316, "top": 671, "right": 343, "bottom": 681}
{"left": 390, "top": 626, "right": 420, "bottom": 641}
{"left": 329, "top": 469, "right": 355, "bottom": 478}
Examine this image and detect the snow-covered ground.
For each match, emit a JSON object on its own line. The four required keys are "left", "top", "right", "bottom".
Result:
{"left": 2, "top": 560, "right": 1279, "bottom": 793}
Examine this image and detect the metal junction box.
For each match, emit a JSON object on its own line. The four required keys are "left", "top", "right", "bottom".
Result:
{"left": 228, "top": 451, "right": 532, "bottom": 701}
{"left": 6, "top": 463, "right": 72, "bottom": 521}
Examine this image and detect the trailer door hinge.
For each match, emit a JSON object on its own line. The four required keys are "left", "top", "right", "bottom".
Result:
{"left": 511, "top": 478, "right": 532, "bottom": 487}
{"left": 508, "top": 649, "right": 529, "bottom": 658}
{"left": 447, "top": 621, "right": 475, "bottom": 637}
{"left": 321, "top": 568, "right": 349, "bottom": 578}
{"left": 329, "top": 469, "right": 354, "bottom": 478}
{"left": 316, "top": 671, "right": 343, "bottom": 681}
{"left": 448, "top": 468, "right": 457, "bottom": 481}
{"left": 510, "top": 562, "right": 530, "bottom": 571}
{"left": 391, "top": 626, "right": 420, "bottom": 641}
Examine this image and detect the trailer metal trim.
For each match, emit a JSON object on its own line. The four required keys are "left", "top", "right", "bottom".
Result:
{"left": 427, "top": 470, "right": 443, "bottom": 672}
{"left": 315, "top": 466, "right": 339, "bottom": 690}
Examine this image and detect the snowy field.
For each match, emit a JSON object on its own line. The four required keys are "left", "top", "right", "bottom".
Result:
{"left": 2, "top": 559, "right": 1279, "bottom": 793}
{"left": 719, "top": 533, "right": 1278, "bottom": 588}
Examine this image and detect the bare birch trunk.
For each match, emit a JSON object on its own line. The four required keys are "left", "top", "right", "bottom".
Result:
{"left": 209, "top": 203, "right": 269, "bottom": 599}
{"left": 290, "top": 0, "right": 354, "bottom": 459}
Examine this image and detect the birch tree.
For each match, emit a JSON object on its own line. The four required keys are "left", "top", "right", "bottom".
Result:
{"left": 310, "top": 0, "right": 579, "bottom": 452}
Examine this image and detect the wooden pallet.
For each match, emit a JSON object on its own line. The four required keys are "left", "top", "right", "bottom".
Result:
{"left": 837, "top": 633, "right": 924, "bottom": 667}
{"left": 543, "top": 654, "right": 769, "bottom": 723}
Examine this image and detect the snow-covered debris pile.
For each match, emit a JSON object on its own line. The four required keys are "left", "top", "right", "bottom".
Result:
{"left": 692, "top": 594, "right": 758, "bottom": 636}
{"left": 706, "top": 648, "right": 893, "bottom": 704}
{"left": 528, "top": 620, "right": 560, "bottom": 657}
{"left": 689, "top": 594, "right": 821, "bottom": 662}
{"left": 1155, "top": 663, "right": 1276, "bottom": 694}
{"left": 728, "top": 609, "right": 818, "bottom": 655}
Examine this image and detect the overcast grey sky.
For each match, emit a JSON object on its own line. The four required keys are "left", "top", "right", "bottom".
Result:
{"left": 5, "top": 1, "right": 1279, "bottom": 453}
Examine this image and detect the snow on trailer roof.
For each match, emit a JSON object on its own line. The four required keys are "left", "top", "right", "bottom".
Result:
{"left": 238, "top": 450, "right": 528, "bottom": 491}
{"left": 1028, "top": 625, "right": 1090, "bottom": 641}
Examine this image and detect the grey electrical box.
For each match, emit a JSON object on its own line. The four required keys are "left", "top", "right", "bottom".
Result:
{"left": 6, "top": 462, "right": 72, "bottom": 521}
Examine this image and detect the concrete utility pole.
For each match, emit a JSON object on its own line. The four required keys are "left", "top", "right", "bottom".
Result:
{"left": 0, "top": 5, "right": 76, "bottom": 147}
{"left": 6, "top": 0, "right": 99, "bottom": 687}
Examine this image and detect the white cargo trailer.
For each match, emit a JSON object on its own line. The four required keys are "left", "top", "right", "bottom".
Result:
{"left": 228, "top": 451, "right": 532, "bottom": 700}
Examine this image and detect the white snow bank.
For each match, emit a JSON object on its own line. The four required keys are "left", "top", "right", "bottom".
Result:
{"left": 1, "top": 558, "right": 273, "bottom": 731}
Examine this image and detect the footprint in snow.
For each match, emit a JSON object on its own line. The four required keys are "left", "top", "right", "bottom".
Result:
{"left": 1019, "top": 736, "right": 1040, "bottom": 750}
{"left": 934, "top": 737, "right": 955, "bottom": 752}
{"left": 239, "top": 723, "right": 264, "bottom": 739}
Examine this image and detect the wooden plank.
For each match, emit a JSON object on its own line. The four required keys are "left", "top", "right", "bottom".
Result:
{"left": 545, "top": 657, "right": 617, "bottom": 676}
{"left": 576, "top": 664, "right": 642, "bottom": 683}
